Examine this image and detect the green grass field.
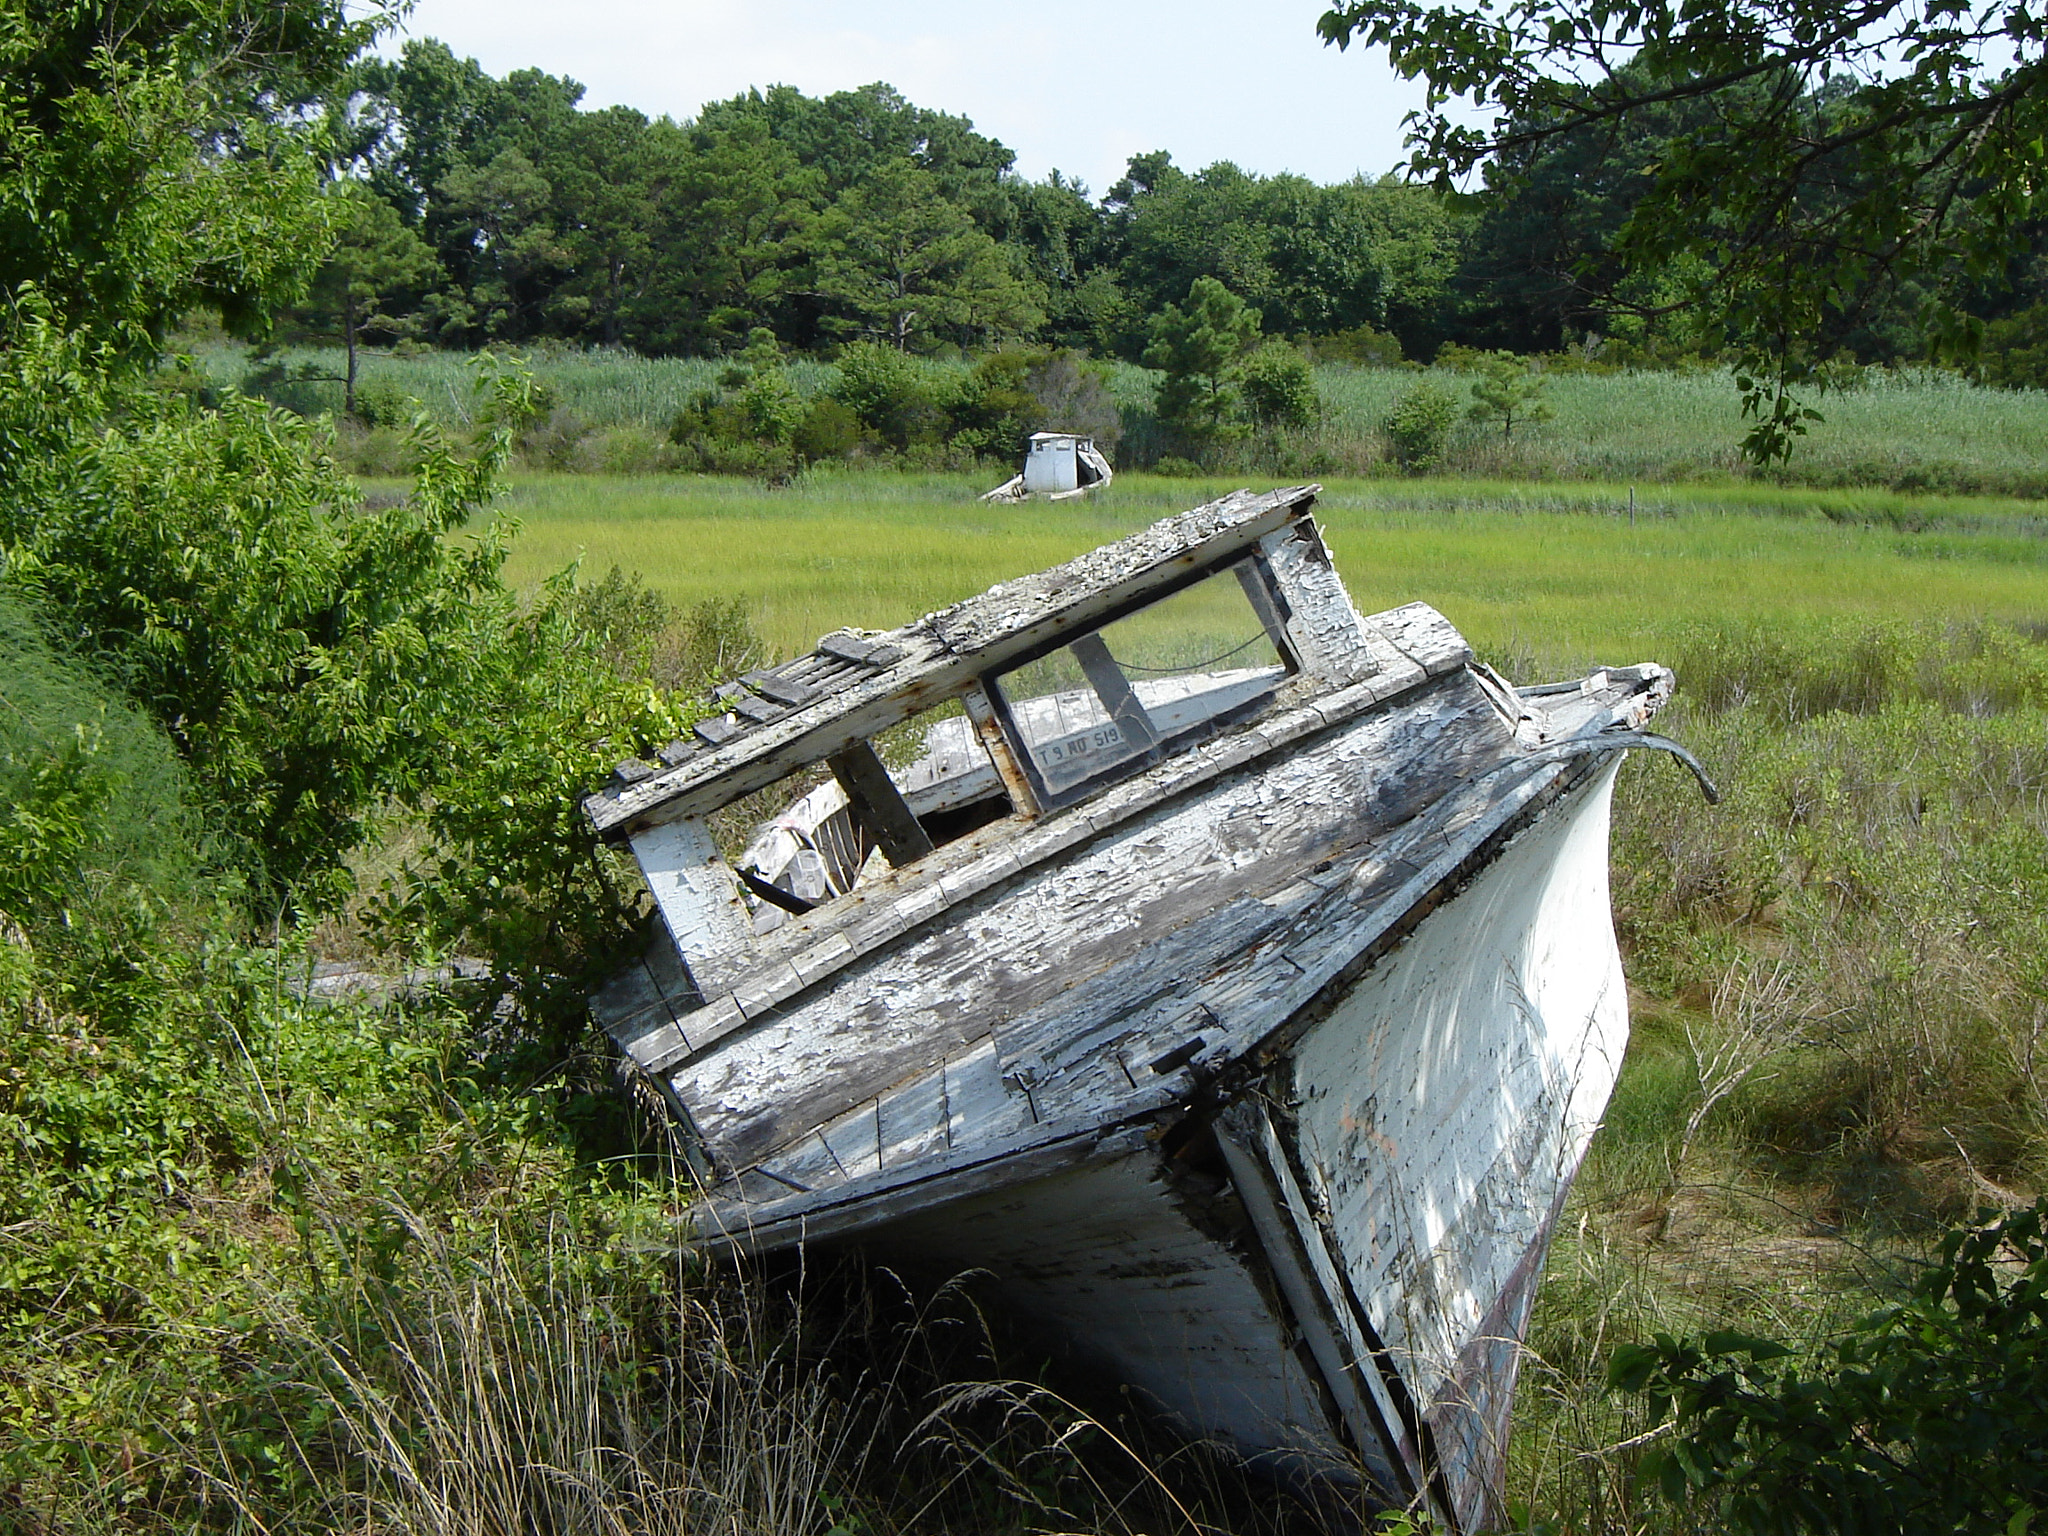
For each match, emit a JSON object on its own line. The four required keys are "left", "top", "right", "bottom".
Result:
{"left": 478, "top": 470, "right": 2048, "bottom": 669}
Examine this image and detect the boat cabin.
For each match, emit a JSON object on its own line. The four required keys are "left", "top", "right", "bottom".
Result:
{"left": 982, "top": 431, "right": 1114, "bottom": 500}
{"left": 583, "top": 485, "right": 1460, "bottom": 1075}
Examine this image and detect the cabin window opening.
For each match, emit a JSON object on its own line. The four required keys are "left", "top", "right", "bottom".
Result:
{"left": 985, "top": 557, "right": 1297, "bottom": 809}
{"left": 731, "top": 699, "right": 1009, "bottom": 936}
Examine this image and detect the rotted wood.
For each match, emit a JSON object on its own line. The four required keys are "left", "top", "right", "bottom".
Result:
{"left": 827, "top": 739, "right": 935, "bottom": 867}
{"left": 666, "top": 670, "right": 1518, "bottom": 1163}
{"left": 962, "top": 683, "right": 1042, "bottom": 817}
{"left": 617, "top": 632, "right": 1471, "bottom": 1080}
{"left": 671, "top": 669, "right": 1665, "bottom": 1187}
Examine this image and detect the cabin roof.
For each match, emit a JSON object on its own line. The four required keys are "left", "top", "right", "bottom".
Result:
{"left": 583, "top": 483, "right": 1320, "bottom": 839}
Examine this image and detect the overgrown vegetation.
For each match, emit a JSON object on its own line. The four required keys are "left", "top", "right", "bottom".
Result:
{"left": 202, "top": 339, "right": 2048, "bottom": 495}
{"left": 11, "top": 0, "right": 2048, "bottom": 1528}
{"left": 1502, "top": 619, "right": 2048, "bottom": 1532}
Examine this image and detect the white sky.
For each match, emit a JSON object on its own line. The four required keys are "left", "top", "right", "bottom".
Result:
{"left": 374, "top": 0, "right": 1428, "bottom": 198}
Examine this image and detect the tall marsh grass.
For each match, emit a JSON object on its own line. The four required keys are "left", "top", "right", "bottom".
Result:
{"left": 196, "top": 340, "right": 2048, "bottom": 495}
{"left": 263, "top": 1207, "right": 870, "bottom": 1536}
{"left": 1503, "top": 617, "right": 2048, "bottom": 1531}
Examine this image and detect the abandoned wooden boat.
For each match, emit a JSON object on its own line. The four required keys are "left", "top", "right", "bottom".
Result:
{"left": 583, "top": 485, "right": 1711, "bottom": 1532}
{"left": 981, "top": 430, "right": 1114, "bottom": 500}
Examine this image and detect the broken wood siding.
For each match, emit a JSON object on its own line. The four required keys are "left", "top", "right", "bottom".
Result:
{"left": 663, "top": 665, "right": 1513, "bottom": 1174}
{"left": 600, "top": 602, "right": 1471, "bottom": 1087}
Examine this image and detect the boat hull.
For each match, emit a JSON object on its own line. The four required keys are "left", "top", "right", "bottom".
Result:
{"left": 692, "top": 759, "right": 1630, "bottom": 1529}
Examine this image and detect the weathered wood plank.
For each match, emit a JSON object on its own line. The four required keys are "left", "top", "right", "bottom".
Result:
{"left": 662, "top": 639, "right": 1472, "bottom": 1066}
{"left": 632, "top": 818, "right": 755, "bottom": 997}
{"left": 816, "top": 1099, "right": 883, "bottom": 1182}
{"left": 743, "top": 669, "right": 822, "bottom": 708}
{"left": 1213, "top": 1105, "right": 1413, "bottom": 1500}
{"left": 827, "top": 739, "right": 935, "bottom": 867}
{"left": 667, "top": 671, "right": 1514, "bottom": 1160}
{"left": 1258, "top": 521, "right": 1390, "bottom": 686}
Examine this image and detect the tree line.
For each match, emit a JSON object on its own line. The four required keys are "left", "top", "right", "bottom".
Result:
{"left": 301, "top": 40, "right": 2048, "bottom": 403}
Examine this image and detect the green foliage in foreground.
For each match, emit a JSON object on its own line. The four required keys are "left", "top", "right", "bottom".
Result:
{"left": 1, "top": 311, "right": 539, "bottom": 912}
{"left": 0, "top": 381, "right": 711, "bottom": 1528}
{"left": 1613, "top": 1198, "right": 2048, "bottom": 1535}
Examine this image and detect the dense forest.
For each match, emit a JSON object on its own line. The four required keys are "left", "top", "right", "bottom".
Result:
{"left": 303, "top": 42, "right": 2048, "bottom": 385}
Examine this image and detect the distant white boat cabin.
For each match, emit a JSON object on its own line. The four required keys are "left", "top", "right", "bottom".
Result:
{"left": 983, "top": 431, "right": 1114, "bottom": 501}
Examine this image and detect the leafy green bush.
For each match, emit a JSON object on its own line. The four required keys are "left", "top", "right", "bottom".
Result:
{"left": 794, "top": 396, "right": 865, "bottom": 463}
{"left": 947, "top": 348, "right": 1043, "bottom": 457}
{"left": 1382, "top": 381, "right": 1459, "bottom": 471}
{"left": 0, "top": 314, "right": 539, "bottom": 912}
{"left": 367, "top": 566, "right": 703, "bottom": 1027}
{"left": 1241, "top": 343, "right": 1322, "bottom": 430}
{"left": 1612, "top": 1197, "right": 2048, "bottom": 1535}
{"left": 831, "top": 342, "right": 950, "bottom": 450}
{"left": 734, "top": 369, "right": 805, "bottom": 445}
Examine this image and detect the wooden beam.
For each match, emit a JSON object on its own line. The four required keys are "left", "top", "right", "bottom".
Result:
{"left": 827, "top": 739, "right": 935, "bottom": 867}
{"left": 962, "top": 683, "right": 1042, "bottom": 817}
{"left": 1068, "top": 633, "right": 1159, "bottom": 751}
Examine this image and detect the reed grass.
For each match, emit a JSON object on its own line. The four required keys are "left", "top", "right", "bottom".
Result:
{"left": 199, "top": 339, "right": 2048, "bottom": 494}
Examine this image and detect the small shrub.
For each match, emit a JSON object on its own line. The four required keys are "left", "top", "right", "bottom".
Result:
{"left": 525, "top": 405, "right": 592, "bottom": 469}
{"left": 734, "top": 370, "right": 804, "bottom": 445}
{"left": 794, "top": 397, "right": 864, "bottom": 464}
{"left": 668, "top": 388, "right": 724, "bottom": 446}
{"left": 1466, "top": 352, "right": 1555, "bottom": 444}
{"left": 1241, "top": 344, "right": 1321, "bottom": 430}
{"left": 352, "top": 376, "right": 412, "bottom": 428}
{"left": 1382, "top": 382, "right": 1459, "bottom": 472}
{"left": 332, "top": 421, "right": 413, "bottom": 477}
{"left": 832, "top": 342, "right": 944, "bottom": 450}
{"left": 1307, "top": 324, "right": 1406, "bottom": 367}
{"left": 586, "top": 425, "right": 674, "bottom": 475}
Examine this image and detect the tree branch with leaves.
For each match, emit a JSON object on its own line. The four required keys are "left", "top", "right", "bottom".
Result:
{"left": 1318, "top": 0, "right": 2048, "bottom": 461}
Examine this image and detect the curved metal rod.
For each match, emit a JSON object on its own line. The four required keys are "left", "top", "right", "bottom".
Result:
{"left": 1525, "top": 730, "right": 1721, "bottom": 804}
